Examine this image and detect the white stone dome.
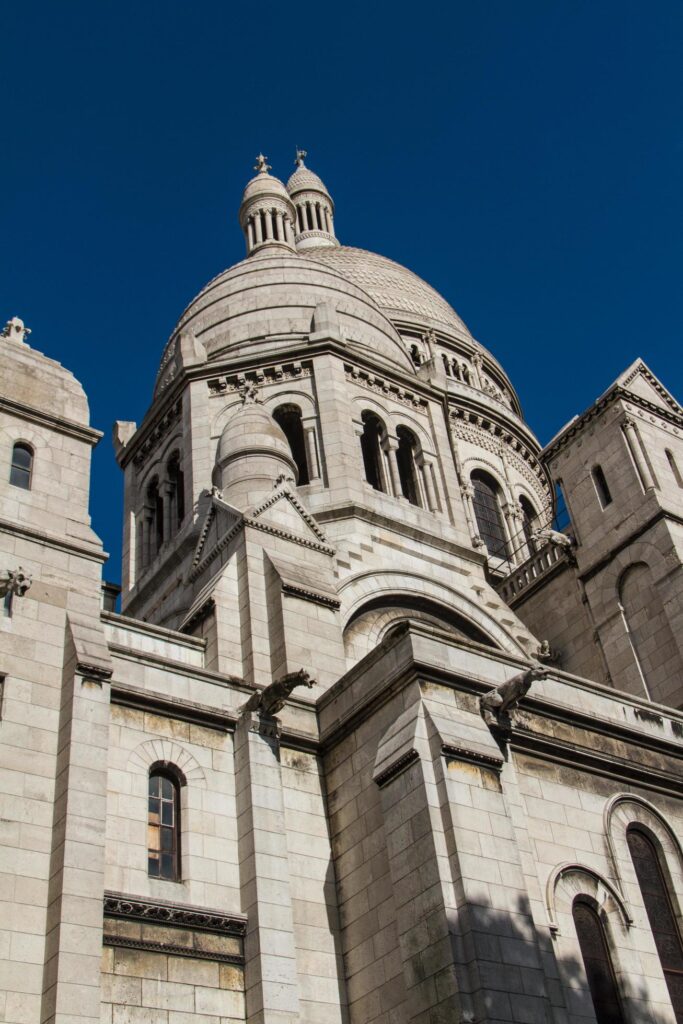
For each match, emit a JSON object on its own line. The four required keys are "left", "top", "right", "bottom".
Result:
{"left": 286, "top": 164, "right": 332, "bottom": 199}
{"left": 306, "top": 246, "right": 471, "bottom": 338}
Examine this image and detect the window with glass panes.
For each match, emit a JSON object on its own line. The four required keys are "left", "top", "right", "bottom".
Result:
{"left": 148, "top": 772, "right": 180, "bottom": 880}
{"left": 471, "top": 471, "right": 508, "bottom": 558}
{"left": 627, "top": 828, "right": 683, "bottom": 1022}
{"left": 10, "top": 442, "right": 33, "bottom": 489}
{"left": 573, "top": 899, "right": 625, "bottom": 1024}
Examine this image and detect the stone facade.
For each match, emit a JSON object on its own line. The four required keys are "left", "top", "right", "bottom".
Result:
{"left": 2, "top": 156, "right": 683, "bottom": 1024}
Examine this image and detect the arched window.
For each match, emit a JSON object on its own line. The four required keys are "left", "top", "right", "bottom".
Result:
{"left": 148, "top": 769, "right": 181, "bottom": 881}
{"left": 167, "top": 452, "right": 185, "bottom": 532}
{"left": 471, "top": 471, "right": 507, "bottom": 559}
{"left": 9, "top": 442, "right": 33, "bottom": 490}
{"left": 592, "top": 465, "right": 612, "bottom": 509}
{"left": 627, "top": 827, "right": 683, "bottom": 1019}
{"left": 273, "top": 404, "right": 309, "bottom": 485}
{"left": 396, "top": 426, "right": 421, "bottom": 507}
{"left": 572, "top": 898, "right": 625, "bottom": 1024}
{"left": 360, "top": 412, "right": 386, "bottom": 493}
{"left": 519, "top": 495, "right": 538, "bottom": 553}
{"left": 666, "top": 450, "right": 683, "bottom": 489}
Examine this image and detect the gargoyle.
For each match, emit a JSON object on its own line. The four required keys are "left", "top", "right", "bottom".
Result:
{"left": 530, "top": 528, "right": 574, "bottom": 550}
{"left": 480, "top": 665, "right": 548, "bottom": 731}
{"left": 0, "top": 567, "right": 32, "bottom": 600}
{"left": 240, "top": 668, "right": 314, "bottom": 718}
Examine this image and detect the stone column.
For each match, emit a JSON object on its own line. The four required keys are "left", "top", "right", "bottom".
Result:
{"left": 275, "top": 210, "right": 284, "bottom": 242}
{"left": 254, "top": 213, "right": 263, "bottom": 244}
{"left": 142, "top": 506, "right": 153, "bottom": 566}
{"left": 303, "top": 421, "right": 321, "bottom": 481}
{"left": 384, "top": 437, "right": 402, "bottom": 498}
{"left": 235, "top": 710, "right": 300, "bottom": 1024}
{"left": 264, "top": 209, "right": 274, "bottom": 240}
{"left": 247, "top": 218, "right": 255, "bottom": 251}
{"left": 461, "top": 483, "right": 482, "bottom": 547}
{"left": 622, "top": 415, "right": 657, "bottom": 491}
{"left": 419, "top": 455, "right": 438, "bottom": 511}
{"left": 470, "top": 350, "right": 484, "bottom": 389}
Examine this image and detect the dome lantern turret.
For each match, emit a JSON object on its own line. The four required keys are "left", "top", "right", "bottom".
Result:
{"left": 239, "top": 154, "right": 297, "bottom": 256}
{"left": 286, "top": 149, "right": 339, "bottom": 251}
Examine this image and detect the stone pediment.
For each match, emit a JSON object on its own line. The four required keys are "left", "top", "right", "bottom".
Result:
{"left": 245, "top": 483, "right": 334, "bottom": 554}
{"left": 616, "top": 359, "right": 683, "bottom": 417}
{"left": 190, "top": 495, "right": 243, "bottom": 576}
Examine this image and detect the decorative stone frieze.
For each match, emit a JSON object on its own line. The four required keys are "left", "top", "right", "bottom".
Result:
{"left": 131, "top": 398, "right": 183, "bottom": 468}
{"left": 344, "top": 362, "right": 427, "bottom": 409}
{"left": 208, "top": 360, "right": 311, "bottom": 395}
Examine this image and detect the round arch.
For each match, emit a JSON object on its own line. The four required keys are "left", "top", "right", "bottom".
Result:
{"left": 337, "top": 569, "right": 528, "bottom": 655}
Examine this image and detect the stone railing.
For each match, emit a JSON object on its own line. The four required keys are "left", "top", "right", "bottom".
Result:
{"left": 496, "top": 542, "right": 569, "bottom": 605}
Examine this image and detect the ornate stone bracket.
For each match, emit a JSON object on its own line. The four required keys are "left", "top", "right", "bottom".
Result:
{"left": 103, "top": 891, "right": 247, "bottom": 936}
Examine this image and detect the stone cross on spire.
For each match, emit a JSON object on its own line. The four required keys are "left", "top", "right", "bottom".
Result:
{"left": 295, "top": 147, "right": 307, "bottom": 167}
{"left": 254, "top": 153, "right": 271, "bottom": 174}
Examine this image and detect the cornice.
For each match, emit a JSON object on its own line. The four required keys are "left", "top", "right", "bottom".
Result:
{"left": 0, "top": 395, "right": 102, "bottom": 446}
{"left": 0, "top": 517, "right": 107, "bottom": 564}
{"left": 543, "top": 384, "right": 683, "bottom": 463}
{"left": 103, "top": 891, "right": 247, "bottom": 937}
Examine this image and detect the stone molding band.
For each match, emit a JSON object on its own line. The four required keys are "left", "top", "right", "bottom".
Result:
{"left": 103, "top": 933, "right": 243, "bottom": 965}
{"left": 103, "top": 891, "right": 247, "bottom": 936}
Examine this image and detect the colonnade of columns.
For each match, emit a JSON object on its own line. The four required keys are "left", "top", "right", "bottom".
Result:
{"left": 294, "top": 199, "right": 334, "bottom": 235}
{"left": 246, "top": 208, "right": 296, "bottom": 251}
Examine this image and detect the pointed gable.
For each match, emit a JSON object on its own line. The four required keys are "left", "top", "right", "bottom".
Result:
{"left": 615, "top": 359, "right": 683, "bottom": 416}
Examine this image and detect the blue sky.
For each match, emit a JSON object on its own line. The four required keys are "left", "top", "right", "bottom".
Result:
{"left": 3, "top": 1, "right": 682, "bottom": 581}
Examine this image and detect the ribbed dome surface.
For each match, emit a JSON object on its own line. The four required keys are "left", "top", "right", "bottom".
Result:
{"left": 287, "top": 165, "right": 331, "bottom": 197}
{"left": 306, "top": 246, "right": 471, "bottom": 337}
{"left": 242, "top": 172, "right": 290, "bottom": 202}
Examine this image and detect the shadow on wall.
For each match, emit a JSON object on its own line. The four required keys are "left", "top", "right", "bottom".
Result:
{"left": 326, "top": 885, "right": 678, "bottom": 1024}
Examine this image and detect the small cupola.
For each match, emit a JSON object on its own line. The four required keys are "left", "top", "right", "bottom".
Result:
{"left": 239, "top": 154, "right": 297, "bottom": 256}
{"left": 286, "top": 149, "right": 338, "bottom": 251}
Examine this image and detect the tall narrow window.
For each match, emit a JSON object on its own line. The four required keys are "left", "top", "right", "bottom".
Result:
{"left": 396, "top": 427, "right": 421, "bottom": 506}
{"left": 146, "top": 479, "right": 163, "bottom": 560}
{"left": 519, "top": 495, "right": 538, "bottom": 553}
{"left": 627, "top": 828, "right": 683, "bottom": 1021}
{"left": 471, "top": 471, "right": 507, "bottom": 559}
{"left": 666, "top": 450, "right": 683, "bottom": 489}
{"left": 572, "top": 898, "right": 625, "bottom": 1024}
{"left": 273, "top": 404, "right": 309, "bottom": 485}
{"left": 148, "top": 770, "right": 180, "bottom": 881}
{"left": 9, "top": 442, "right": 33, "bottom": 490}
{"left": 167, "top": 452, "right": 185, "bottom": 531}
{"left": 360, "top": 412, "right": 386, "bottom": 492}
{"left": 592, "top": 465, "right": 612, "bottom": 509}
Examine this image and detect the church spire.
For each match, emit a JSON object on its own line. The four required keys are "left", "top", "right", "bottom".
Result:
{"left": 286, "top": 149, "right": 338, "bottom": 251}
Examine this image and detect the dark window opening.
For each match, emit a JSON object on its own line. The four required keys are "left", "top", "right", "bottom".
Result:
{"left": 410, "top": 344, "right": 422, "bottom": 367}
{"left": 146, "top": 479, "right": 163, "bottom": 560}
{"left": 396, "top": 426, "right": 421, "bottom": 506}
{"left": 628, "top": 827, "right": 683, "bottom": 1022}
{"left": 471, "top": 471, "right": 507, "bottom": 559}
{"left": 667, "top": 450, "right": 683, "bottom": 489}
{"left": 148, "top": 770, "right": 180, "bottom": 881}
{"left": 167, "top": 453, "right": 185, "bottom": 530}
{"left": 273, "top": 404, "right": 309, "bottom": 485}
{"left": 442, "top": 354, "right": 451, "bottom": 376}
{"left": 360, "top": 412, "right": 385, "bottom": 492}
{"left": 573, "top": 898, "right": 625, "bottom": 1024}
{"left": 592, "top": 465, "right": 612, "bottom": 508}
{"left": 10, "top": 442, "right": 33, "bottom": 490}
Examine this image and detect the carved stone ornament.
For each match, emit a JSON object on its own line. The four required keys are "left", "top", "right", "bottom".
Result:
{"left": 1, "top": 316, "right": 31, "bottom": 345}
{"left": 480, "top": 665, "right": 548, "bottom": 733}
{"left": 103, "top": 891, "right": 247, "bottom": 936}
{"left": 239, "top": 667, "right": 315, "bottom": 719}
{"left": 0, "top": 567, "right": 32, "bottom": 599}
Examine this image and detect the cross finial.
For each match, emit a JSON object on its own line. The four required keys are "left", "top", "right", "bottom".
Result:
{"left": 295, "top": 147, "right": 307, "bottom": 167}
{"left": 254, "top": 153, "right": 271, "bottom": 174}
{"left": 1, "top": 316, "right": 31, "bottom": 345}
